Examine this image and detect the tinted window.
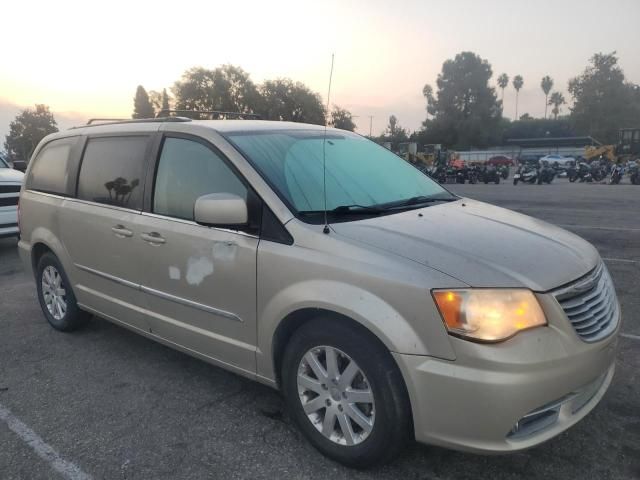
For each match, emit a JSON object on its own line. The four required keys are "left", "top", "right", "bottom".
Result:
{"left": 27, "top": 138, "right": 74, "bottom": 194}
{"left": 153, "top": 137, "right": 247, "bottom": 221}
{"left": 77, "top": 136, "right": 148, "bottom": 210}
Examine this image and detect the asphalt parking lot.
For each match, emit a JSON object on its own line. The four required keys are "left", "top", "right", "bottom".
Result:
{"left": 1, "top": 179, "right": 638, "bottom": 480}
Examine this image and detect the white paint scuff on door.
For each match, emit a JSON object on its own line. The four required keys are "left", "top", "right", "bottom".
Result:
{"left": 212, "top": 241, "right": 237, "bottom": 261}
{"left": 185, "top": 257, "right": 214, "bottom": 286}
{"left": 168, "top": 266, "right": 181, "bottom": 280}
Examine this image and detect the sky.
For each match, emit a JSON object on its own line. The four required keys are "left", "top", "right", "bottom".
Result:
{"left": 1, "top": 0, "right": 639, "bottom": 141}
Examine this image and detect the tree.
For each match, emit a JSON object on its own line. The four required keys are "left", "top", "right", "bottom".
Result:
{"left": 330, "top": 106, "right": 356, "bottom": 131}
{"left": 380, "top": 115, "right": 408, "bottom": 150}
{"left": 497, "top": 73, "right": 509, "bottom": 104}
{"left": 4, "top": 104, "right": 58, "bottom": 161}
{"left": 568, "top": 52, "right": 640, "bottom": 143}
{"left": 548, "top": 92, "right": 566, "bottom": 119}
{"left": 173, "top": 65, "right": 261, "bottom": 116}
{"left": 422, "top": 84, "right": 435, "bottom": 119}
{"left": 259, "top": 78, "right": 326, "bottom": 125}
{"left": 512, "top": 75, "right": 524, "bottom": 120}
{"left": 161, "top": 88, "right": 171, "bottom": 112}
{"left": 148, "top": 88, "right": 172, "bottom": 115}
{"left": 132, "top": 85, "right": 155, "bottom": 119}
{"left": 419, "top": 52, "right": 502, "bottom": 148}
{"left": 540, "top": 76, "right": 554, "bottom": 119}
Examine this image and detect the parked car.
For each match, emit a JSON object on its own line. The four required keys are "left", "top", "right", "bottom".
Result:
{"left": 487, "top": 155, "right": 514, "bottom": 167}
{"left": 0, "top": 153, "right": 24, "bottom": 238}
{"left": 516, "top": 153, "right": 541, "bottom": 165}
{"left": 539, "top": 154, "right": 575, "bottom": 168}
{"left": 18, "top": 118, "right": 620, "bottom": 468}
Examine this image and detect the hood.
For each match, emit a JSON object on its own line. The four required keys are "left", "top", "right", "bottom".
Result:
{"left": 0, "top": 168, "right": 25, "bottom": 183}
{"left": 331, "top": 199, "right": 599, "bottom": 291}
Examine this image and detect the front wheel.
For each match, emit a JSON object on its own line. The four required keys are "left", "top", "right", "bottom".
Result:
{"left": 513, "top": 178, "right": 519, "bottom": 185}
{"left": 281, "top": 319, "right": 412, "bottom": 468}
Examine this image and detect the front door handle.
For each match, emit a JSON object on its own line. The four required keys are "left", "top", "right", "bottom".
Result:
{"left": 111, "top": 224, "right": 133, "bottom": 238}
{"left": 141, "top": 231, "right": 166, "bottom": 245}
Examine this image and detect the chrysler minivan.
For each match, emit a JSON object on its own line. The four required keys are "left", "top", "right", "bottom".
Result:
{"left": 18, "top": 118, "right": 620, "bottom": 467}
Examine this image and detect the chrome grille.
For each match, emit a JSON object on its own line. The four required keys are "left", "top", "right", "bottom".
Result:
{"left": 552, "top": 263, "right": 619, "bottom": 342}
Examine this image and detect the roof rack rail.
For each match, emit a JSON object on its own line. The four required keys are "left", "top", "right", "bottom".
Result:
{"left": 86, "top": 118, "right": 128, "bottom": 125}
{"left": 71, "top": 117, "right": 193, "bottom": 129}
{"left": 156, "top": 109, "right": 261, "bottom": 120}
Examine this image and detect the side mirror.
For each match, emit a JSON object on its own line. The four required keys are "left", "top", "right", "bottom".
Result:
{"left": 194, "top": 193, "right": 248, "bottom": 227}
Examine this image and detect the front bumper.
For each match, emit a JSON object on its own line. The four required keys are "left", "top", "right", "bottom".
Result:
{"left": 0, "top": 206, "right": 19, "bottom": 238}
{"left": 394, "top": 305, "right": 619, "bottom": 453}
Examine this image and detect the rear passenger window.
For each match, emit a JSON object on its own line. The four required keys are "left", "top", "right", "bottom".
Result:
{"left": 153, "top": 137, "right": 247, "bottom": 221}
{"left": 27, "top": 138, "right": 75, "bottom": 195}
{"left": 77, "top": 136, "right": 148, "bottom": 210}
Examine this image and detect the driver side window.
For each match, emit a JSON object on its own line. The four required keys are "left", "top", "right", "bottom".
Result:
{"left": 153, "top": 137, "right": 247, "bottom": 221}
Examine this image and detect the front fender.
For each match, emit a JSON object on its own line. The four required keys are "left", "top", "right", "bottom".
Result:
{"left": 257, "top": 279, "right": 431, "bottom": 381}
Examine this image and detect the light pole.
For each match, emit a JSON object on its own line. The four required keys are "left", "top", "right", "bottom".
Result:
{"left": 353, "top": 115, "right": 374, "bottom": 137}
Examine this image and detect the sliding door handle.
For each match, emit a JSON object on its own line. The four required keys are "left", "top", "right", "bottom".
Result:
{"left": 141, "top": 232, "right": 166, "bottom": 245}
{"left": 111, "top": 225, "right": 133, "bottom": 238}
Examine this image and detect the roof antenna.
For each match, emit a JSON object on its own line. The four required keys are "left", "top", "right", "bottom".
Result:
{"left": 322, "top": 53, "right": 335, "bottom": 235}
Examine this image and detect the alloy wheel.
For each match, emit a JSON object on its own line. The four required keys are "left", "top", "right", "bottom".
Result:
{"left": 42, "top": 265, "right": 67, "bottom": 321}
{"left": 297, "top": 346, "right": 375, "bottom": 446}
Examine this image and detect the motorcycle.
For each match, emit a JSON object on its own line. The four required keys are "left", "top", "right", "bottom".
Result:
{"left": 498, "top": 165, "right": 510, "bottom": 180}
{"left": 537, "top": 164, "right": 556, "bottom": 184}
{"left": 481, "top": 165, "right": 501, "bottom": 184}
{"left": 609, "top": 164, "right": 624, "bottom": 184}
{"left": 629, "top": 164, "right": 639, "bottom": 185}
{"left": 513, "top": 164, "right": 537, "bottom": 184}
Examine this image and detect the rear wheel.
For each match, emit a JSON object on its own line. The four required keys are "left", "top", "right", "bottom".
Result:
{"left": 36, "top": 252, "right": 89, "bottom": 331}
{"left": 281, "top": 318, "right": 412, "bottom": 468}
{"left": 513, "top": 178, "right": 518, "bottom": 185}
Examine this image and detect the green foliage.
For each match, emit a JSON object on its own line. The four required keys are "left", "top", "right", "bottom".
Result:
{"left": 568, "top": 52, "right": 640, "bottom": 143}
{"left": 502, "top": 117, "right": 575, "bottom": 141}
{"left": 377, "top": 115, "right": 408, "bottom": 150}
{"left": 512, "top": 75, "right": 524, "bottom": 119}
{"left": 540, "top": 76, "right": 554, "bottom": 118}
{"left": 548, "top": 92, "right": 566, "bottom": 119}
{"left": 173, "top": 65, "right": 261, "bottom": 116}
{"left": 259, "top": 78, "right": 326, "bottom": 125}
{"left": 4, "top": 104, "right": 58, "bottom": 161}
{"left": 419, "top": 52, "right": 502, "bottom": 148}
{"left": 132, "top": 85, "right": 155, "bottom": 119}
{"left": 161, "top": 88, "right": 170, "bottom": 112}
{"left": 497, "top": 73, "right": 509, "bottom": 104}
{"left": 330, "top": 106, "right": 356, "bottom": 131}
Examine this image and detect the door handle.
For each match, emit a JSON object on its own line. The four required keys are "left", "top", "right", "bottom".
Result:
{"left": 141, "top": 231, "right": 166, "bottom": 245}
{"left": 111, "top": 224, "right": 133, "bottom": 238}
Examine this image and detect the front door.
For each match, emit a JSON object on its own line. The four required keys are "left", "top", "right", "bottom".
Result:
{"left": 136, "top": 135, "right": 258, "bottom": 375}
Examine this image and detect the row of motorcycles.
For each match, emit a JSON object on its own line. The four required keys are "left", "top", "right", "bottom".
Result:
{"left": 428, "top": 164, "right": 509, "bottom": 184}
{"left": 567, "top": 160, "right": 639, "bottom": 184}
{"left": 513, "top": 162, "right": 556, "bottom": 185}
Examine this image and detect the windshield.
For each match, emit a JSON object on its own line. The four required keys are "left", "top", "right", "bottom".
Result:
{"left": 0, "top": 155, "right": 8, "bottom": 168}
{"left": 226, "top": 129, "right": 454, "bottom": 220}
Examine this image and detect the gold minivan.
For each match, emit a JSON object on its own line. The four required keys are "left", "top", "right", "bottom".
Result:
{"left": 18, "top": 117, "right": 619, "bottom": 467}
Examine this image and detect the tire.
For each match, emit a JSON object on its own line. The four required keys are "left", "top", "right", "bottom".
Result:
{"left": 36, "top": 252, "right": 90, "bottom": 331}
{"left": 513, "top": 178, "right": 518, "bottom": 185}
{"left": 281, "top": 318, "right": 412, "bottom": 468}
{"left": 495, "top": 176, "right": 500, "bottom": 184}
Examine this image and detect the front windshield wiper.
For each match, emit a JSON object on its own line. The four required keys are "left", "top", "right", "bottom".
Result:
{"left": 299, "top": 204, "right": 386, "bottom": 216}
{"left": 380, "top": 195, "right": 458, "bottom": 211}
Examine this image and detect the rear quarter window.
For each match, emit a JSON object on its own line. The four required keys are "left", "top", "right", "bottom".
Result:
{"left": 26, "top": 138, "right": 75, "bottom": 195}
{"left": 77, "top": 136, "right": 148, "bottom": 210}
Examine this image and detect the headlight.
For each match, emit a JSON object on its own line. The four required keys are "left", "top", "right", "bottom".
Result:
{"left": 432, "top": 289, "right": 547, "bottom": 342}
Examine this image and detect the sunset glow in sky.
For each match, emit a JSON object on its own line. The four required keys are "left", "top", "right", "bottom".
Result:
{"left": 1, "top": 0, "right": 639, "bottom": 136}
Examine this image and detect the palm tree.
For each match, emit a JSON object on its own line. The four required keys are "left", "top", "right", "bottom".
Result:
{"left": 512, "top": 75, "right": 524, "bottom": 120}
{"left": 540, "top": 76, "right": 554, "bottom": 119}
{"left": 497, "top": 73, "right": 509, "bottom": 105}
{"left": 548, "top": 92, "right": 566, "bottom": 120}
